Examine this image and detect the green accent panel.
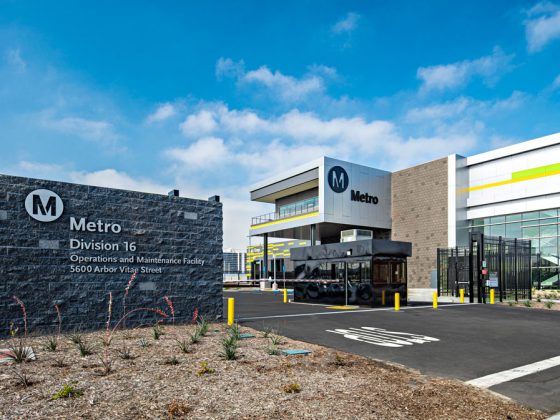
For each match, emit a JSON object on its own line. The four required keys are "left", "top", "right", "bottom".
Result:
{"left": 512, "top": 163, "right": 560, "bottom": 180}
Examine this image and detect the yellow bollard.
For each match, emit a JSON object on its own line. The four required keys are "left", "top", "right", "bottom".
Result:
{"left": 394, "top": 292, "right": 400, "bottom": 311}
{"left": 381, "top": 289, "right": 386, "bottom": 306}
{"left": 227, "top": 297, "right": 235, "bottom": 326}
{"left": 433, "top": 291, "right": 438, "bottom": 309}
{"left": 460, "top": 288, "right": 465, "bottom": 304}
{"left": 283, "top": 288, "right": 288, "bottom": 304}
{"left": 490, "top": 288, "right": 495, "bottom": 305}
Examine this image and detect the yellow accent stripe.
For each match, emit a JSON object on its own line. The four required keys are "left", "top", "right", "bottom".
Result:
{"left": 462, "top": 167, "right": 560, "bottom": 193}
{"left": 250, "top": 211, "right": 320, "bottom": 229}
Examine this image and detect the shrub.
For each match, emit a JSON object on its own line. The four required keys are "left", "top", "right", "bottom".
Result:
{"left": 266, "top": 344, "right": 280, "bottom": 356}
{"left": 52, "top": 383, "right": 83, "bottom": 400}
{"left": 153, "top": 324, "right": 165, "bottom": 340}
{"left": 76, "top": 340, "right": 95, "bottom": 357}
{"left": 282, "top": 383, "right": 302, "bottom": 394}
{"left": 117, "top": 346, "right": 135, "bottom": 360}
{"left": 1, "top": 339, "right": 34, "bottom": 364}
{"left": 333, "top": 353, "right": 346, "bottom": 366}
{"left": 164, "top": 356, "right": 180, "bottom": 366}
{"left": 69, "top": 332, "right": 83, "bottom": 345}
{"left": 196, "top": 361, "right": 215, "bottom": 376}
{"left": 262, "top": 327, "right": 273, "bottom": 339}
{"left": 12, "top": 367, "right": 33, "bottom": 388}
{"left": 138, "top": 338, "right": 151, "bottom": 348}
{"left": 197, "top": 318, "right": 209, "bottom": 336}
{"left": 43, "top": 336, "right": 58, "bottom": 352}
{"left": 221, "top": 335, "right": 238, "bottom": 360}
{"left": 176, "top": 339, "right": 190, "bottom": 354}
{"left": 545, "top": 301, "right": 555, "bottom": 309}
{"left": 269, "top": 333, "right": 283, "bottom": 346}
{"left": 524, "top": 300, "right": 532, "bottom": 308}
{"left": 190, "top": 329, "right": 202, "bottom": 344}
{"left": 52, "top": 356, "right": 67, "bottom": 368}
{"left": 508, "top": 301, "right": 514, "bottom": 307}
{"left": 227, "top": 323, "right": 241, "bottom": 340}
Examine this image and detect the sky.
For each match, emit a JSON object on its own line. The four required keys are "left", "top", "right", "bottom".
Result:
{"left": 1, "top": 0, "right": 559, "bottom": 249}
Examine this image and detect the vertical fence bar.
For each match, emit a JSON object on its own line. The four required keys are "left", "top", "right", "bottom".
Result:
{"left": 514, "top": 238, "right": 518, "bottom": 302}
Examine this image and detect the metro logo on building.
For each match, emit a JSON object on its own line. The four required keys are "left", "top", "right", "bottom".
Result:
{"left": 327, "top": 166, "right": 349, "bottom": 193}
{"left": 24, "top": 189, "right": 64, "bottom": 222}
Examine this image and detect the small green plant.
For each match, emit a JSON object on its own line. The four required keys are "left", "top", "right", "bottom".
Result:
{"left": 152, "top": 324, "right": 165, "bottom": 340}
{"left": 138, "top": 338, "right": 151, "bottom": 348}
{"left": 227, "top": 323, "right": 241, "bottom": 340}
{"left": 537, "top": 297, "right": 541, "bottom": 302}
{"left": 333, "top": 353, "right": 346, "bottom": 366}
{"left": 524, "top": 300, "right": 532, "bottom": 308}
{"left": 166, "top": 400, "right": 191, "bottom": 418}
{"left": 43, "top": 336, "right": 58, "bottom": 352}
{"left": 52, "top": 383, "right": 83, "bottom": 400}
{"left": 197, "top": 317, "right": 209, "bottom": 336}
{"left": 117, "top": 346, "right": 135, "bottom": 360}
{"left": 176, "top": 339, "right": 190, "bottom": 354}
{"left": 165, "top": 356, "right": 180, "bottom": 366}
{"left": 76, "top": 340, "right": 94, "bottom": 357}
{"left": 220, "top": 335, "right": 238, "bottom": 360}
{"left": 69, "top": 332, "right": 83, "bottom": 345}
{"left": 12, "top": 367, "right": 33, "bottom": 388}
{"left": 196, "top": 361, "right": 215, "bottom": 376}
{"left": 282, "top": 383, "right": 301, "bottom": 394}
{"left": 1, "top": 340, "right": 34, "bottom": 364}
{"left": 545, "top": 301, "right": 555, "bottom": 309}
{"left": 269, "top": 333, "right": 282, "bottom": 346}
{"left": 190, "top": 329, "right": 202, "bottom": 344}
{"left": 266, "top": 343, "right": 281, "bottom": 356}
{"left": 508, "top": 301, "right": 514, "bottom": 306}
{"left": 262, "top": 327, "right": 273, "bottom": 339}
{"left": 52, "top": 356, "right": 67, "bottom": 368}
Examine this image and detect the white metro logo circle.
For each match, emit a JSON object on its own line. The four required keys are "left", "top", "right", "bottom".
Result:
{"left": 327, "top": 166, "right": 349, "bottom": 193}
{"left": 25, "top": 189, "right": 64, "bottom": 222}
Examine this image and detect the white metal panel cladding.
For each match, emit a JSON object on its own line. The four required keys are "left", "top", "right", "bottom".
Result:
{"left": 322, "top": 157, "right": 391, "bottom": 229}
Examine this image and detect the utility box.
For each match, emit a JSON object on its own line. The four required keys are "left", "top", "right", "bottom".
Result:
{"left": 340, "top": 229, "right": 373, "bottom": 243}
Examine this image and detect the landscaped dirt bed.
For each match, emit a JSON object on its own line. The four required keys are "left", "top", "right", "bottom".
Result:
{"left": 0, "top": 323, "right": 546, "bottom": 419}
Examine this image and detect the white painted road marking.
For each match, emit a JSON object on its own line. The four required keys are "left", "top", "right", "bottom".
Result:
{"left": 466, "top": 355, "right": 560, "bottom": 388}
{"left": 238, "top": 303, "right": 478, "bottom": 321}
{"left": 326, "top": 327, "right": 439, "bottom": 348}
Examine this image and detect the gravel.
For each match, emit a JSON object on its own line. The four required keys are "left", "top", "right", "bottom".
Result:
{"left": 0, "top": 324, "right": 546, "bottom": 419}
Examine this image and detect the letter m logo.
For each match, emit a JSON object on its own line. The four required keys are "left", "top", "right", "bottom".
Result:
{"left": 327, "top": 166, "right": 349, "bottom": 193}
{"left": 25, "top": 189, "right": 64, "bottom": 222}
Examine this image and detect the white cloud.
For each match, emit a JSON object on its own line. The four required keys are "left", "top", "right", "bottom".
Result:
{"left": 179, "top": 109, "right": 218, "bottom": 137}
{"left": 165, "top": 137, "right": 230, "bottom": 169}
{"left": 417, "top": 47, "right": 513, "bottom": 92}
{"left": 216, "top": 58, "right": 334, "bottom": 104}
{"left": 70, "top": 169, "right": 169, "bottom": 194}
{"left": 41, "top": 114, "right": 119, "bottom": 142}
{"left": 6, "top": 48, "right": 26, "bottom": 72}
{"left": 215, "top": 57, "right": 245, "bottom": 79}
{"left": 332, "top": 12, "right": 360, "bottom": 34}
{"left": 243, "top": 66, "right": 324, "bottom": 102}
{"left": 552, "top": 74, "right": 560, "bottom": 90}
{"left": 525, "top": 2, "right": 560, "bottom": 52}
{"left": 147, "top": 103, "right": 177, "bottom": 123}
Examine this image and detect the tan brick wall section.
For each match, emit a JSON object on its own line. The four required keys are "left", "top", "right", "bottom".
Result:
{"left": 391, "top": 157, "right": 448, "bottom": 288}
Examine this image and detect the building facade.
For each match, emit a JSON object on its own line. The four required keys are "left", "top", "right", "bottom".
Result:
{"left": 249, "top": 133, "right": 560, "bottom": 292}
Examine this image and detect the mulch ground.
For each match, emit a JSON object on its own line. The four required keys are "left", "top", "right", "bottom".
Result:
{"left": 0, "top": 323, "right": 547, "bottom": 419}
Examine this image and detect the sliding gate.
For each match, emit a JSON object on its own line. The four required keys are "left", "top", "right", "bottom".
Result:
{"left": 437, "top": 233, "right": 532, "bottom": 303}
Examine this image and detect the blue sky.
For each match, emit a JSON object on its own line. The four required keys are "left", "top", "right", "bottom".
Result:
{"left": 1, "top": 1, "right": 559, "bottom": 248}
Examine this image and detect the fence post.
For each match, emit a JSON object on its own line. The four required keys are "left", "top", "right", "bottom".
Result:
{"left": 498, "top": 236, "right": 503, "bottom": 302}
{"left": 394, "top": 292, "right": 400, "bottom": 311}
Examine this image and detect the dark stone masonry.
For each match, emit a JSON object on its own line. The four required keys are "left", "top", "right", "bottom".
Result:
{"left": 0, "top": 174, "right": 223, "bottom": 333}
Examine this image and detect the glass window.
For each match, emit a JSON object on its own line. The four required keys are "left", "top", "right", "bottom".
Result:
{"left": 483, "top": 217, "right": 492, "bottom": 225}
{"left": 540, "top": 209, "right": 558, "bottom": 218}
{"left": 490, "top": 224, "right": 505, "bottom": 237}
{"left": 540, "top": 223, "right": 558, "bottom": 237}
{"left": 522, "top": 226, "right": 539, "bottom": 238}
{"left": 523, "top": 211, "right": 540, "bottom": 221}
{"left": 506, "top": 213, "right": 522, "bottom": 222}
{"left": 505, "top": 222, "right": 522, "bottom": 239}
{"left": 490, "top": 215, "right": 505, "bottom": 224}
{"left": 472, "top": 219, "right": 484, "bottom": 227}
{"left": 484, "top": 225, "right": 492, "bottom": 236}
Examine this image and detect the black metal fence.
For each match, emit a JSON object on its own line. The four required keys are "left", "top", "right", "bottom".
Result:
{"left": 438, "top": 234, "right": 532, "bottom": 302}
